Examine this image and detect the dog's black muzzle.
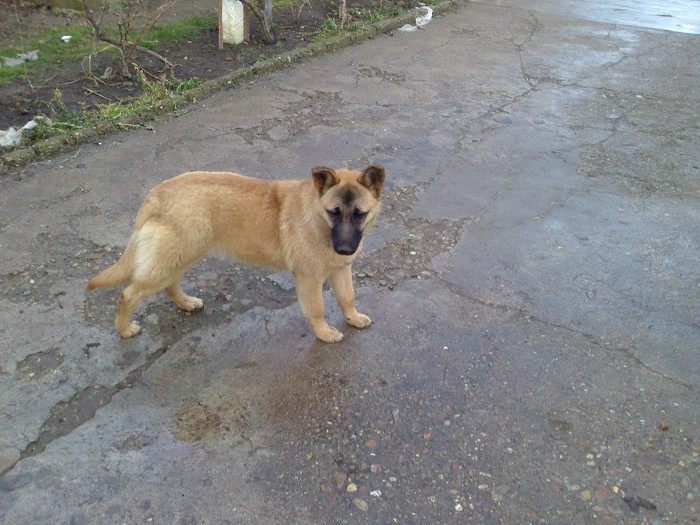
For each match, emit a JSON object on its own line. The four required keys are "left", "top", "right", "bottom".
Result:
{"left": 331, "top": 223, "right": 362, "bottom": 256}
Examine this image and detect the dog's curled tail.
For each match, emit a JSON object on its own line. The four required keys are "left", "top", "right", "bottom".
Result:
{"left": 86, "top": 235, "right": 136, "bottom": 291}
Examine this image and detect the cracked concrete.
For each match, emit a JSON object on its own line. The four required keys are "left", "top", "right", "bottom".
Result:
{"left": 1, "top": 1, "right": 698, "bottom": 523}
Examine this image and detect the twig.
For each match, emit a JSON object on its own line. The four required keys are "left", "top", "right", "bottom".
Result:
{"left": 139, "top": 67, "right": 163, "bottom": 81}
{"left": 83, "top": 87, "right": 111, "bottom": 102}
{"left": 81, "top": 0, "right": 174, "bottom": 69}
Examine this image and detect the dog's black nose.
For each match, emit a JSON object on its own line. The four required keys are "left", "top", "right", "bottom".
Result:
{"left": 335, "top": 245, "right": 356, "bottom": 256}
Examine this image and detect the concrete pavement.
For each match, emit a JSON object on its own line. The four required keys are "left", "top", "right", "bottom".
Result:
{"left": 1, "top": 1, "right": 698, "bottom": 523}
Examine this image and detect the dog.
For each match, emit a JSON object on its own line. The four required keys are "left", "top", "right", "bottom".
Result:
{"left": 87, "top": 165, "right": 385, "bottom": 342}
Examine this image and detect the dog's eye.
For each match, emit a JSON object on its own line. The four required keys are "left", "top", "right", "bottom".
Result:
{"left": 327, "top": 207, "right": 341, "bottom": 216}
{"left": 353, "top": 208, "right": 368, "bottom": 220}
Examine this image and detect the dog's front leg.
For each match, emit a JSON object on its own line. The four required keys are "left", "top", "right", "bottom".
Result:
{"left": 294, "top": 273, "right": 344, "bottom": 343}
{"left": 329, "top": 265, "right": 372, "bottom": 329}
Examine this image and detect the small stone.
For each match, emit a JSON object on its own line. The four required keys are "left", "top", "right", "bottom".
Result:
{"left": 333, "top": 471, "right": 345, "bottom": 490}
{"left": 365, "top": 439, "right": 377, "bottom": 449}
{"left": 346, "top": 482, "right": 357, "bottom": 493}
{"left": 581, "top": 490, "right": 592, "bottom": 501}
{"left": 455, "top": 503, "right": 463, "bottom": 512}
{"left": 352, "top": 498, "right": 368, "bottom": 512}
{"left": 594, "top": 486, "right": 611, "bottom": 502}
{"left": 370, "top": 464, "right": 382, "bottom": 474}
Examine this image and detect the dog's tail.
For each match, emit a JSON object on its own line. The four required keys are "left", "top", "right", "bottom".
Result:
{"left": 86, "top": 234, "right": 137, "bottom": 291}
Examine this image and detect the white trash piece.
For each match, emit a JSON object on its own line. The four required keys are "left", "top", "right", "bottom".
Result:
{"left": 1, "top": 50, "right": 39, "bottom": 68}
{"left": 399, "top": 5, "right": 433, "bottom": 32}
{"left": 221, "top": 0, "right": 245, "bottom": 45}
{"left": 0, "top": 116, "right": 53, "bottom": 148}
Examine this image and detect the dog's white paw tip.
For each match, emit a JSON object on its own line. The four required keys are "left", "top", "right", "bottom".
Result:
{"left": 119, "top": 321, "right": 141, "bottom": 338}
{"left": 347, "top": 313, "right": 372, "bottom": 329}
{"left": 317, "top": 326, "right": 344, "bottom": 343}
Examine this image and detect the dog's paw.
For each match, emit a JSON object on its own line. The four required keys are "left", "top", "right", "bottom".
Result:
{"left": 346, "top": 313, "right": 372, "bottom": 329}
{"left": 315, "top": 325, "right": 344, "bottom": 343}
{"left": 177, "top": 296, "right": 204, "bottom": 312}
{"left": 119, "top": 321, "right": 141, "bottom": 338}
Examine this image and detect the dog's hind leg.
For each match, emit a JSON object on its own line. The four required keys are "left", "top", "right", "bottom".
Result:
{"left": 115, "top": 282, "right": 162, "bottom": 337}
{"left": 166, "top": 279, "right": 204, "bottom": 311}
{"left": 115, "top": 222, "right": 200, "bottom": 338}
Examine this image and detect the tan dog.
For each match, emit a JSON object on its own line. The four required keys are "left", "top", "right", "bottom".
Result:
{"left": 87, "top": 166, "right": 385, "bottom": 342}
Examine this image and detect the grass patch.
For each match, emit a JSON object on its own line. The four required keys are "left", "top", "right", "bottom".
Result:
{"left": 0, "top": 14, "right": 217, "bottom": 87}
{"left": 137, "top": 14, "right": 217, "bottom": 50}
{"left": 314, "top": 3, "right": 406, "bottom": 41}
{"left": 0, "top": 23, "right": 96, "bottom": 87}
{"left": 94, "top": 73, "right": 203, "bottom": 127}
{"left": 23, "top": 73, "right": 203, "bottom": 144}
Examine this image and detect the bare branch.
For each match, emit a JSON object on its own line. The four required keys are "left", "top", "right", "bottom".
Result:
{"left": 81, "top": 0, "right": 175, "bottom": 70}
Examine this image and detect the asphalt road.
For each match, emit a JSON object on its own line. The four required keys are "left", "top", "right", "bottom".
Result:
{"left": 1, "top": 1, "right": 698, "bottom": 523}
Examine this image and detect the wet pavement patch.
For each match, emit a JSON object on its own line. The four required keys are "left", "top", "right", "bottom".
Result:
{"left": 174, "top": 402, "right": 222, "bottom": 444}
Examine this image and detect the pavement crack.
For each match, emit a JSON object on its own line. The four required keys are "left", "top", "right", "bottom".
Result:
{"left": 436, "top": 278, "right": 693, "bottom": 391}
{"left": 1, "top": 345, "right": 168, "bottom": 477}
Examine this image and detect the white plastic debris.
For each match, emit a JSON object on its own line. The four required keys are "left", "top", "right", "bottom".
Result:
{"left": 0, "top": 128, "right": 22, "bottom": 147}
{"left": 0, "top": 116, "right": 53, "bottom": 147}
{"left": 0, "top": 49, "right": 39, "bottom": 68}
{"left": 399, "top": 5, "right": 433, "bottom": 32}
{"left": 61, "top": 35, "right": 72, "bottom": 43}
{"left": 221, "top": 0, "right": 245, "bottom": 45}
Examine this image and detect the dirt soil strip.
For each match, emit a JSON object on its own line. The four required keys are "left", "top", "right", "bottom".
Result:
{"left": 0, "top": 1, "right": 458, "bottom": 172}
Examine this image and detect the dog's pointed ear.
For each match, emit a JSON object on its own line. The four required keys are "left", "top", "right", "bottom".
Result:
{"left": 358, "top": 165, "right": 385, "bottom": 199}
{"left": 312, "top": 167, "right": 340, "bottom": 196}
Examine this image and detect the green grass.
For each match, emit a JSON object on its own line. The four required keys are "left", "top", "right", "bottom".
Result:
{"left": 138, "top": 14, "right": 217, "bottom": 50}
{"left": 0, "top": 23, "right": 96, "bottom": 86}
{"left": 314, "top": 4, "right": 406, "bottom": 42}
{"left": 0, "top": 14, "right": 217, "bottom": 87}
{"left": 95, "top": 73, "right": 203, "bottom": 126}
{"left": 23, "top": 74, "right": 203, "bottom": 144}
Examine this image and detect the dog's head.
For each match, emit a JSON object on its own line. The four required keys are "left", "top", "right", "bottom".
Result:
{"left": 312, "top": 165, "right": 385, "bottom": 256}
